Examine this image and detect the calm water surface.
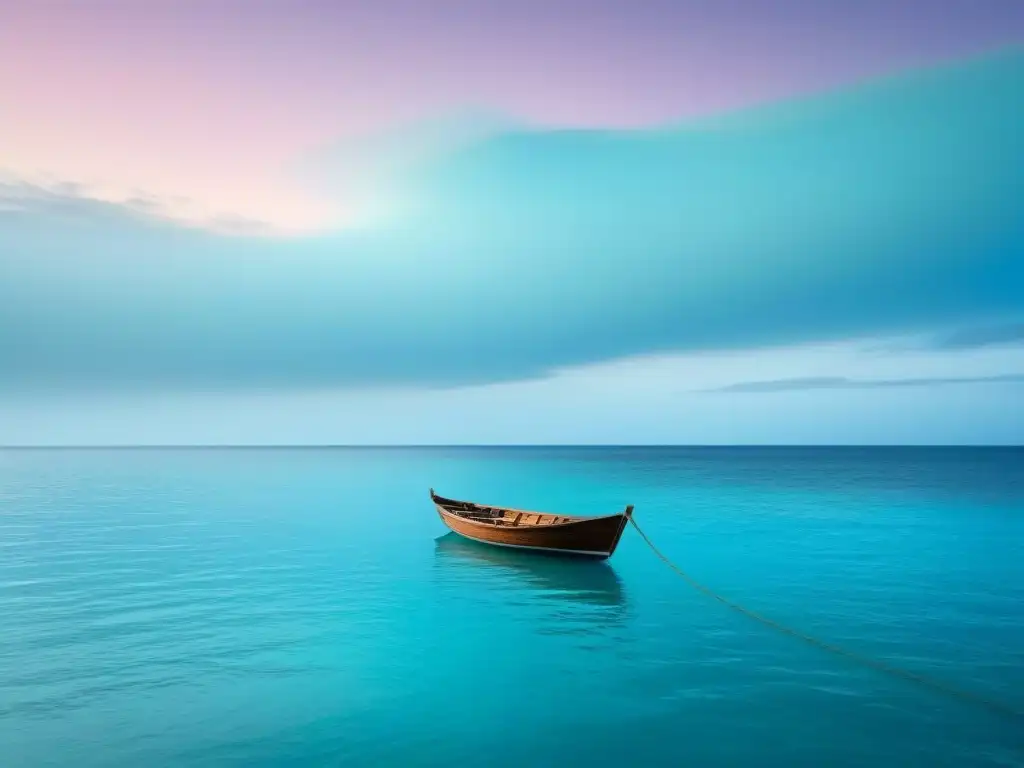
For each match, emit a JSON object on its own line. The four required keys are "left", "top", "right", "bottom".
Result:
{"left": 1, "top": 447, "right": 1022, "bottom": 766}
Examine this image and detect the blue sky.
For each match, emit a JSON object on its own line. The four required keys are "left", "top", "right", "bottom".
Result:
{"left": 1, "top": 44, "right": 1022, "bottom": 444}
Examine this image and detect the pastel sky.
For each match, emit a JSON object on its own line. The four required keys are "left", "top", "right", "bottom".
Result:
{"left": 2, "top": 1, "right": 1023, "bottom": 444}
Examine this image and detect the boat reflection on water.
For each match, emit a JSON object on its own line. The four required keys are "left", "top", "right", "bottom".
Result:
{"left": 433, "top": 532, "right": 628, "bottom": 631}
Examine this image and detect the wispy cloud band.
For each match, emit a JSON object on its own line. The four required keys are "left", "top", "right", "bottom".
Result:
{"left": 702, "top": 373, "right": 1024, "bottom": 394}
{"left": 2, "top": 52, "right": 1023, "bottom": 393}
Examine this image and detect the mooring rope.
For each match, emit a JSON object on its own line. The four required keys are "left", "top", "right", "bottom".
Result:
{"left": 627, "top": 516, "right": 1022, "bottom": 721}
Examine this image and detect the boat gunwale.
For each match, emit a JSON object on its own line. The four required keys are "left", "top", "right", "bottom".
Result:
{"left": 428, "top": 493, "right": 618, "bottom": 524}
{"left": 433, "top": 499, "right": 626, "bottom": 532}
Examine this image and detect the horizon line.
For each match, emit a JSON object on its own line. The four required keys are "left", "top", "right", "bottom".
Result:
{"left": 2, "top": 444, "right": 1021, "bottom": 450}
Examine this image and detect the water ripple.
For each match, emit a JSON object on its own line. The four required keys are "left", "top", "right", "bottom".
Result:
{"left": 2, "top": 447, "right": 1022, "bottom": 767}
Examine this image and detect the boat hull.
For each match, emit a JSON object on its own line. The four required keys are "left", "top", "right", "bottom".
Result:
{"left": 434, "top": 503, "right": 629, "bottom": 559}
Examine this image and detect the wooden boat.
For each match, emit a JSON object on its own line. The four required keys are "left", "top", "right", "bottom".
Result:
{"left": 430, "top": 488, "right": 633, "bottom": 559}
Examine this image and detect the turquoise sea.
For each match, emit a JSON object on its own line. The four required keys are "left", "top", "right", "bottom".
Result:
{"left": 1, "top": 447, "right": 1022, "bottom": 767}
